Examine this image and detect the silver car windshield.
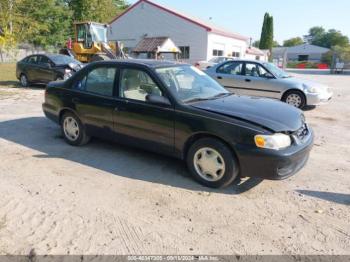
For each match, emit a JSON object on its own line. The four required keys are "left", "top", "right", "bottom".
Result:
{"left": 156, "top": 65, "right": 229, "bottom": 103}
{"left": 263, "top": 63, "right": 290, "bottom": 78}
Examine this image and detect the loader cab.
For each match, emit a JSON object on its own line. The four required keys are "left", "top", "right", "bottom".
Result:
{"left": 75, "top": 22, "right": 108, "bottom": 49}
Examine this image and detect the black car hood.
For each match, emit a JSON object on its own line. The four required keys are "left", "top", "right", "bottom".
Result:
{"left": 191, "top": 95, "right": 303, "bottom": 132}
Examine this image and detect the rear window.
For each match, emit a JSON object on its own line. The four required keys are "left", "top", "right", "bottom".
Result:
{"left": 50, "top": 55, "right": 78, "bottom": 65}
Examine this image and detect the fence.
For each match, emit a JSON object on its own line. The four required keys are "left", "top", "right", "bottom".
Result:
{"left": 0, "top": 44, "right": 58, "bottom": 63}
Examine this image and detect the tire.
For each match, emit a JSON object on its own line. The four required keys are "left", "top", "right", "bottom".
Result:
{"left": 186, "top": 138, "right": 239, "bottom": 188}
{"left": 282, "top": 90, "right": 306, "bottom": 109}
{"left": 90, "top": 54, "right": 110, "bottom": 62}
{"left": 61, "top": 112, "right": 90, "bottom": 146}
{"left": 20, "top": 74, "right": 29, "bottom": 87}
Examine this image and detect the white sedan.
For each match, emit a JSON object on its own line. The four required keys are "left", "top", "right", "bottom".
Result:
{"left": 205, "top": 59, "right": 333, "bottom": 108}
{"left": 195, "top": 56, "right": 234, "bottom": 70}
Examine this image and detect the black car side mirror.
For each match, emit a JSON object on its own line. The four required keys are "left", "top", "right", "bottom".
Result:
{"left": 146, "top": 94, "right": 171, "bottom": 106}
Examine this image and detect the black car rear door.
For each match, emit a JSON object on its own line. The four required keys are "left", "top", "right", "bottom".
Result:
{"left": 113, "top": 66, "right": 175, "bottom": 155}
{"left": 68, "top": 65, "right": 119, "bottom": 139}
{"left": 24, "top": 55, "right": 40, "bottom": 82}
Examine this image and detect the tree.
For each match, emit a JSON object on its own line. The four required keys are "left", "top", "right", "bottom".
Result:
{"left": 309, "top": 26, "right": 325, "bottom": 41}
{"left": 65, "top": 0, "right": 129, "bottom": 23}
{"left": 252, "top": 40, "right": 260, "bottom": 48}
{"left": 283, "top": 37, "right": 304, "bottom": 47}
{"left": 259, "top": 12, "right": 274, "bottom": 53}
{"left": 16, "top": 0, "right": 72, "bottom": 47}
{"left": 273, "top": 41, "right": 280, "bottom": 47}
{"left": 306, "top": 26, "right": 349, "bottom": 48}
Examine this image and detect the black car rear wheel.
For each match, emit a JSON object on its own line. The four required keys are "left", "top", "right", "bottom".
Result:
{"left": 61, "top": 112, "right": 90, "bottom": 146}
{"left": 186, "top": 138, "right": 239, "bottom": 188}
{"left": 20, "top": 74, "right": 29, "bottom": 87}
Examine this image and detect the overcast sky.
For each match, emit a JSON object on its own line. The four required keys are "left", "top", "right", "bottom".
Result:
{"left": 127, "top": 0, "right": 350, "bottom": 44}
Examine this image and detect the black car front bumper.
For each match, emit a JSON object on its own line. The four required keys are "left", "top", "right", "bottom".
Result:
{"left": 236, "top": 129, "right": 314, "bottom": 180}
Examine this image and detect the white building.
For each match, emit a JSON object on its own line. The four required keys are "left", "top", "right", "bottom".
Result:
{"left": 272, "top": 44, "right": 330, "bottom": 63}
{"left": 109, "top": 0, "right": 266, "bottom": 64}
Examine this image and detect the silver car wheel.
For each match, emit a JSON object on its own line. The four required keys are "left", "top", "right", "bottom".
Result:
{"left": 63, "top": 117, "right": 80, "bottom": 141}
{"left": 20, "top": 75, "right": 28, "bottom": 87}
{"left": 286, "top": 93, "right": 302, "bottom": 108}
{"left": 193, "top": 147, "right": 226, "bottom": 182}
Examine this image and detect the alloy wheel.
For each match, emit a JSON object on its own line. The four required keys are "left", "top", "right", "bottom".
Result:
{"left": 193, "top": 147, "right": 226, "bottom": 182}
{"left": 63, "top": 117, "right": 80, "bottom": 141}
{"left": 20, "top": 75, "right": 28, "bottom": 87}
{"left": 286, "top": 93, "right": 302, "bottom": 108}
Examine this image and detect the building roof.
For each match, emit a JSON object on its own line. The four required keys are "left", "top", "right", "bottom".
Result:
{"left": 133, "top": 37, "right": 180, "bottom": 53}
{"left": 272, "top": 44, "right": 330, "bottom": 55}
{"left": 109, "top": 0, "right": 249, "bottom": 41}
{"left": 246, "top": 47, "right": 265, "bottom": 56}
{"left": 133, "top": 37, "right": 169, "bottom": 52}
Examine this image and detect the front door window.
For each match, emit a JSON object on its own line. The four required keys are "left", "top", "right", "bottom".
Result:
{"left": 120, "top": 69, "right": 164, "bottom": 102}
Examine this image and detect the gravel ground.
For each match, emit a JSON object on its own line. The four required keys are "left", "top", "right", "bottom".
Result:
{"left": 0, "top": 72, "right": 349, "bottom": 255}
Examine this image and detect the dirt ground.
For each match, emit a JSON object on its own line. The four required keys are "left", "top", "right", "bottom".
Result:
{"left": 0, "top": 69, "right": 349, "bottom": 255}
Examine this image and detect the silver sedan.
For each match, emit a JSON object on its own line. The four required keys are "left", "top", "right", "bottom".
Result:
{"left": 205, "top": 60, "right": 333, "bottom": 108}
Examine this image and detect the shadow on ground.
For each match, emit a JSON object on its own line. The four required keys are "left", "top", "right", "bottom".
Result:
{"left": 297, "top": 190, "right": 350, "bottom": 206}
{"left": 0, "top": 81, "right": 45, "bottom": 89}
{"left": 0, "top": 117, "right": 264, "bottom": 194}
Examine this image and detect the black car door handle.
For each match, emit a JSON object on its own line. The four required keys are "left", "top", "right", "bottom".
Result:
{"left": 245, "top": 79, "right": 251, "bottom": 82}
{"left": 217, "top": 76, "right": 223, "bottom": 79}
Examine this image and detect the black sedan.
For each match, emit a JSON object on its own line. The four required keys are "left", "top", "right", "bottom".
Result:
{"left": 16, "top": 54, "right": 83, "bottom": 87}
{"left": 42, "top": 60, "right": 314, "bottom": 188}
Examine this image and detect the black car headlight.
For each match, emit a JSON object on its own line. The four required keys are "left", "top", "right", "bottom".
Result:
{"left": 254, "top": 133, "right": 291, "bottom": 150}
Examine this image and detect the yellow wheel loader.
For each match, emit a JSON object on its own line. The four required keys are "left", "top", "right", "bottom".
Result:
{"left": 60, "top": 21, "right": 126, "bottom": 63}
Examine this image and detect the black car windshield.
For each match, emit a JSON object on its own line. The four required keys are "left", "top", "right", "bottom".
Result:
{"left": 156, "top": 65, "right": 229, "bottom": 103}
{"left": 50, "top": 55, "right": 79, "bottom": 65}
{"left": 263, "top": 62, "right": 290, "bottom": 78}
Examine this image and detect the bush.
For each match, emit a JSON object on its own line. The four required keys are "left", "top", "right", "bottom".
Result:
{"left": 287, "top": 61, "right": 319, "bottom": 69}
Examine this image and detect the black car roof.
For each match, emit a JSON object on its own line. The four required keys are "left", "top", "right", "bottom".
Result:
{"left": 92, "top": 59, "right": 188, "bottom": 69}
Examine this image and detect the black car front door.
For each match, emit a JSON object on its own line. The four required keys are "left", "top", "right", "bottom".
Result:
{"left": 68, "top": 65, "right": 119, "bottom": 138}
{"left": 114, "top": 67, "right": 175, "bottom": 155}
{"left": 37, "top": 55, "right": 55, "bottom": 82}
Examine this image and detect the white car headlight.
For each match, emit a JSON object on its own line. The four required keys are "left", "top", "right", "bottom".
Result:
{"left": 254, "top": 133, "right": 291, "bottom": 150}
{"left": 304, "top": 85, "right": 319, "bottom": 94}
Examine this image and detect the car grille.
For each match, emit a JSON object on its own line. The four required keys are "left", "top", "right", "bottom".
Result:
{"left": 293, "top": 123, "right": 309, "bottom": 142}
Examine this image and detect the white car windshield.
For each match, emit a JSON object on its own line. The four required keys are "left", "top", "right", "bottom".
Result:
{"left": 209, "top": 57, "right": 221, "bottom": 63}
{"left": 263, "top": 63, "right": 290, "bottom": 78}
{"left": 156, "top": 65, "right": 230, "bottom": 103}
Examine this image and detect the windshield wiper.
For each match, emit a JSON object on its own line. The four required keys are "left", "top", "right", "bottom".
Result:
{"left": 184, "top": 97, "right": 212, "bottom": 103}
{"left": 211, "top": 92, "right": 231, "bottom": 98}
{"left": 184, "top": 93, "right": 231, "bottom": 103}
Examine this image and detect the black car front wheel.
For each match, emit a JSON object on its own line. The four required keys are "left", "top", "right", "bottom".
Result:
{"left": 187, "top": 138, "right": 239, "bottom": 188}
{"left": 20, "top": 74, "right": 29, "bottom": 87}
{"left": 61, "top": 112, "right": 90, "bottom": 146}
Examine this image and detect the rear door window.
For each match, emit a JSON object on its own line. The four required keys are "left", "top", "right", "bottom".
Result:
{"left": 217, "top": 61, "right": 243, "bottom": 75}
{"left": 27, "top": 56, "right": 38, "bottom": 64}
{"left": 74, "top": 66, "right": 117, "bottom": 97}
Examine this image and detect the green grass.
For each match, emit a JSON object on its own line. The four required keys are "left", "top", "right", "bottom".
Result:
{"left": 0, "top": 63, "right": 20, "bottom": 88}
